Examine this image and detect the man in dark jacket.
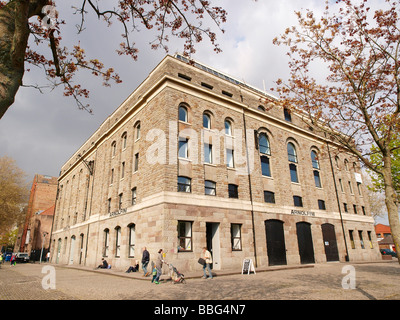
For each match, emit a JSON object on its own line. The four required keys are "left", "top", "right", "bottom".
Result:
{"left": 141, "top": 247, "right": 150, "bottom": 276}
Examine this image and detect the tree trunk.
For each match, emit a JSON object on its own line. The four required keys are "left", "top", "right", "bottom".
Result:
{"left": 0, "top": 1, "right": 31, "bottom": 119}
{"left": 383, "top": 154, "right": 400, "bottom": 264}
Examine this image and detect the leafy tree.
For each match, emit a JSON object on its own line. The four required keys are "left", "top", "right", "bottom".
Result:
{"left": 273, "top": 0, "right": 400, "bottom": 262}
{"left": 0, "top": 0, "right": 227, "bottom": 117}
{"left": 0, "top": 156, "right": 29, "bottom": 235}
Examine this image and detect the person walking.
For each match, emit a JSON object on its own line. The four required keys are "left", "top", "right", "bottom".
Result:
{"left": 142, "top": 247, "right": 150, "bottom": 277}
{"left": 154, "top": 249, "right": 164, "bottom": 284}
{"left": 201, "top": 247, "right": 213, "bottom": 279}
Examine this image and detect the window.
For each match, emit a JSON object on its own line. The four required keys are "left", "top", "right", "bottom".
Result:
{"left": 231, "top": 224, "right": 242, "bottom": 251}
{"left": 205, "top": 180, "right": 216, "bottom": 196}
{"left": 110, "top": 168, "right": 114, "bottom": 184}
{"left": 134, "top": 153, "right": 139, "bottom": 172}
{"left": 357, "top": 182, "right": 362, "bottom": 195}
{"left": 103, "top": 229, "right": 110, "bottom": 256}
{"left": 128, "top": 224, "right": 135, "bottom": 257}
{"left": 135, "top": 122, "right": 141, "bottom": 140}
{"left": 121, "top": 161, "right": 125, "bottom": 179}
{"left": 314, "top": 170, "right": 321, "bottom": 188}
{"left": 349, "top": 230, "right": 355, "bottom": 249}
{"left": 107, "top": 198, "right": 111, "bottom": 213}
{"left": 178, "top": 73, "right": 191, "bottom": 81}
{"left": 261, "top": 156, "right": 271, "bottom": 177}
{"left": 264, "top": 191, "right": 275, "bottom": 204}
{"left": 225, "top": 119, "right": 232, "bottom": 136}
{"left": 289, "top": 163, "right": 299, "bottom": 183}
{"left": 179, "top": 138, "right": 189, "bottom": 159}
{"left": 204, "top": 143, "right": 213, "bottom": 164}
{"left": 179, "top": 106, "right": 188, "bottom": 122}
{"left": 287, "top": 143, "right": 297, "bottom": 163}
{"left": 201, "top": 82, "right": 213, "bottom": 90}
{"left": 131, "top": 187, "right": 137, "bottom": 205}
{"left": 318, "top": 199, "right": 326, "bottom": 210}
{"left": 353, "top": 204, "right": 358, "bottom": 214}
{"left": 228, "top": 184, "right": 238, "bottom": 198}
{"left": 111, "top": 141, "right": 116, "bottom": 157}
{"left": 178, "top": 176, "right": 191, "bottom": 193}
{"left": 293, "top": 196, "right": 303, "bottom": 207}
{"left": 203, "top": 113, "right": 211, "bottom": 129}
{"left": 178, "top": 221, "right": 192, "bottom": 252}
{"left": 344, "top": 203, "right": 348, "bottom": 213}
{"left": 258, "top": 105, "right": 265, "bottom": 112}
{"left": 226, "top": 148, "right": 234, "bottom": 168}
{"left": 362, "top": 206, "right": 366, "bottom": 215}
{"left": 284, "top": 108, "right": 292, "bottom": 122}
{"left": 367, "top": 231, "right": 373, "bottom": 248}
{"left": 115, "top": 227, "right": 121, "bottom": 257}
{"left": 339, "top": 179, "right": 344, "bottom": 192}
{"left": 118, "top": 193, "right": 123, "bottom": 210}
{"left": 344, "top": 159, "right": 349, "bottom": 171}
{"left": 348, "top": 181, "right": 353, "bottom": 194}
{"left": 358, "top": 230, "right": 365, "bottom": 249}
{"left": 259, "top": 133, "right": 270, "bottom": 155}
{"left": 222, "top": 90, "right": 233, "bottom": 97}
{"left": 122, "top": 132, "right": 127, "bottom": 149}
{"left": 311, "top": 150, "right": 319, "bottom": 169}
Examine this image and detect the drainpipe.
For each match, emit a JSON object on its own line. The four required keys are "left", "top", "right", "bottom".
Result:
{"left": 241, "top": 95, "right": 258, "bottom": 267}
{"left": 326, "top": 140, "right": 349, "bottom": 262}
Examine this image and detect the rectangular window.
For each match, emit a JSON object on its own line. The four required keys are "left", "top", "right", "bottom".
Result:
{"left": 284, "top": 108, "right": 292, "bottom": 122}
{"left": 314, "top": 170, "right": 321, "bottom": 188}
{"left": 231, "top": 224, "right": 242, "bottom": 251}
{"left": 129, "top": 225, "right": 135, "bottom": 257}
{"left": 289, "top": 164, "right": 298, "bottom": 183}
{"left": 362, "top": 206, "right": 366, "bottom": 215}
{"left": 293, "top": 196, "right": 303, "bottom": 207}
{"left": 367, "top": 231, "right": 373, "bottom": 248}
{"left": 204, "top": 143, "right": 213, "bottom": 164}
{"left": 115, "top": 227, "right": 121, "bottom": 257}
{"left": 178, "top": 176, "right": 191, "bottom": 193}
{"left": 344, "top": 203, "right": 348, "bottom": 213}
{"left": 349, "top": 230, "right": 355, "bottom": 249}
{"left": 339, "top": 179, "right": 343, "bottom": 192}
{"left": 107, "top": 198, "right": 111, "bottom": 213}
{"left": 359, "top": 230, "right": 365, "bottom": 249}
{"left": 118, "top": 193, "right": 123, "bottom": 210}
{"left": 205, "top": 180, "right": 216, "bottom": 196}
{"left": 178, "top": 221, "right": 192, "bottom": 252}
{"left": 228, "top": 184, "right": 238, "bottom": 199}
{"left": 103, "top": 229, "right": 109, "bottom": 257}
{"left": 353, "top": 204, "right": 358, "bottom": 214}
{"left": 348, "top": 181, "right": 353, "bottom": 194}
{"left": 179, "top": 138, "right": 189, "bottom": 159}
{"left": 226, "top": 148, "right": 234, "bottom": 168}
{"left": 261, "top": 156, "right": 271, "bottom": 177}
{"left": 110, "top": 168, "right": 114, "bottom": 184}
{"left": 264, "top": 191, "right": 275, "bottom": 204}
{"left": 318, "top": 199, "right": 326, "bottom": 210}
{"left": 131, "top": 187, "right": 137, "bottom": 205}
{"left": 121, "top": 161, "right": 125, "bottom": 179}
{"left": 134, "top": 153, "right": 139, "bottom": 172}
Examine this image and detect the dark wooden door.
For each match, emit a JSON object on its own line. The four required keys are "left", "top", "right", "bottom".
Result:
{"left": 265, "top": 220, "right": 287, "bottom": 266}
{"left": 321, "top": 223, "right": 339, "bottom": 262}
{"left": 296, "top": 222, "right": 315, "bottom": 264}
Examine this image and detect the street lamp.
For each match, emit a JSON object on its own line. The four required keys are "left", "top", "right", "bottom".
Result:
{"left": 39, "top": 232, "right": 48, "bottom": 264}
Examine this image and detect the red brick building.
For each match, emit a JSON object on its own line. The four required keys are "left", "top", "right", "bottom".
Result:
{"left": 15, "top": 174, "right": 58, "bottom": 259}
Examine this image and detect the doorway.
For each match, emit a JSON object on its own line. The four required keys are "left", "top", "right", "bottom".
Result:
{"left": 206, "top": 223, "right": 221, "bottom": 270}
{"left": 296, "top": 222, "right": 315, "bottom": 264}
{"left": 265, "top": 220, "right": 287, "bottom": 266}
{"left": 69, "top": 236, "right": 76, "bottom": 265}
{"left": 321, "top": 223, "right": 339, "bottom": 262}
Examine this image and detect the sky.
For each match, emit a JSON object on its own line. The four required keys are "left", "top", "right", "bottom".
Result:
{"left": 1, "top": 0, "right": 328, "bottom": 181}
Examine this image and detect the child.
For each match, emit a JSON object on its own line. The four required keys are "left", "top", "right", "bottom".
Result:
{"left": 151, "top": 261, "right": 158, "bottom": 283}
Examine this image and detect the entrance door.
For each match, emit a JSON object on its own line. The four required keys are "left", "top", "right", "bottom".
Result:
{"left": 296, "top": 222, "right": 315, "bottom": 264}
{"left": 206, "top": 223, "right": 221, "bottom": 270}
{"left": 321, "top": 223, "right": 339, "bottom": 262}
{"left": 265, "top": 220, "right": 287, "bottom": 266}
{"left": 69, "top": 236, "right": 76, "bottom": 265}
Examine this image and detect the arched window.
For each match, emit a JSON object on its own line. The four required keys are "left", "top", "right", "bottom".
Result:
{"left": 259, "top": 133, "right": 270, "bottom": 155}
{"left": 128, "top": 223, "right": 135, "bottom": 257}
{"left": 311, "top": 150, "right": 319, "bottom": 169}
{"left": 258, "top": 105, "right": 265, "bottom": 112}
{"left": 122, "top": 132, "right": 127, "bottom": 149}
{"left": 203, "top": 113, "right": 211, "bottom": 129}
{"left": 115, "top": 226, "right": 121, "bottom": 257}
{"left": 103, "top": 229, "right": 109, "bottom": 257}
{"left": 179, "top": 105, "right": 188, "bottom": 122}
{"left": 224, "top": 119, "right": 232, "bottom": 136}
{"left": 134, "top": 121, "right": 141, "bottom": 140}
{"left": 111, "top": 141, "right": 116, "bottom": 157}
{"left": 287, "top": 142, "right": 297, "bottom": 163}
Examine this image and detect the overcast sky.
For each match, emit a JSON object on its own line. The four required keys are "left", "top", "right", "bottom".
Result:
{"left": 0, "top": 0, "right": 341, "bottom": 181}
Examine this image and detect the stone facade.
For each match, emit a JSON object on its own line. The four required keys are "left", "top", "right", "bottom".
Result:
{"left": 50, "top": 55, "right": 381, "bottom": 272}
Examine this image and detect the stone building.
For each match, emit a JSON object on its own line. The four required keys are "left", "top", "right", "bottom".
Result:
{"left": 50, "top": 55, "right": 381, "bottom": 271}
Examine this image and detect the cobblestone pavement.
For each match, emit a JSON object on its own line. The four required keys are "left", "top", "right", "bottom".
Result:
{"left": 0, "top": 261, "right": 399, "bottom": 300}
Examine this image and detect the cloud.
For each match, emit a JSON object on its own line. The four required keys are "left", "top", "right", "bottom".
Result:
{"left": 0, "top": 0, "right": 330, "bottom": 180}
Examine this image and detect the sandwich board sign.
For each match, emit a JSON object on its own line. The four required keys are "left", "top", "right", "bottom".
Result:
{"left": 241, "top": 258, "right": 256, "bottom": 275}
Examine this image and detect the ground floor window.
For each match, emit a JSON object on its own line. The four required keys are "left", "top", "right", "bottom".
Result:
{"left": 178, "top": 221, "right": 192, "bottom": 252}
{"left": 231, "top": 224, "right": 242, "bottom": 251}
